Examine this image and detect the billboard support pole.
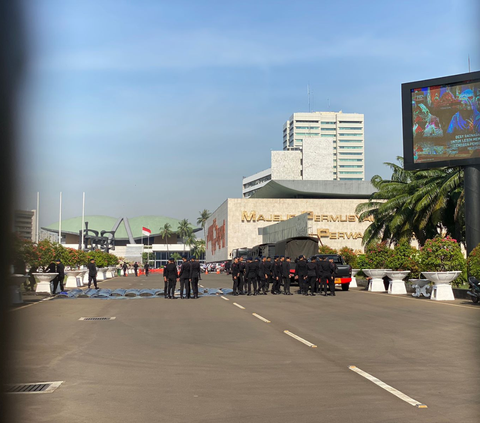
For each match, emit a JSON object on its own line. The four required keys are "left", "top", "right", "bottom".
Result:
{"left": 464, "top": 165, "right": 480, "bottom": 255}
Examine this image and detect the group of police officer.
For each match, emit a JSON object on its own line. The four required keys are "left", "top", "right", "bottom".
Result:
{"left": 163, "top": 255, "right": 201, "bottom": 299}
{"left": 231, "top": 255, "right": 337, "bottom": 297}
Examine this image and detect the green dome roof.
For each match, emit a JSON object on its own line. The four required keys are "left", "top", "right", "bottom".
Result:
{"left": 44, "top": 215, "right": 199, "bottom": 240}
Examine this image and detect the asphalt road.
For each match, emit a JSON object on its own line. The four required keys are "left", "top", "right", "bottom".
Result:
{"left": 7, "top": 273, "right": 480, "bottom": 422}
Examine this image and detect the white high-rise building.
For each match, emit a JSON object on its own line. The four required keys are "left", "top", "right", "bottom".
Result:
{"left": 283, "top": 111, "right": 365, "bottom": 181}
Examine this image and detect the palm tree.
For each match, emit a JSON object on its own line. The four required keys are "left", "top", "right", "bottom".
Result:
{"left": 356, "top": 157, "right": 464, "bottom": 248}
{"left": 185, "top": 230, "right": 196, "bottom": 255}
{"left": 191, "top": 239, "right": 206, "bottom": 259}
{"left": 160, "top": 223, "right": 173, "bottom": 256}
{"left": 197, "top": 209, "right": 211, "bottom": 240}
{"left": 177, "top": 219, "right": 192, "bottom": 253}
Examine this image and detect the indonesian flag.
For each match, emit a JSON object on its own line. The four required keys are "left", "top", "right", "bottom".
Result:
{"left": 142, "top": 227, "right": 151, "bottom": 237}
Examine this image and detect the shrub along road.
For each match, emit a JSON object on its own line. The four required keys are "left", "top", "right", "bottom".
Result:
{"left": 7, "top": 273, "right": 480, "bottom": 423}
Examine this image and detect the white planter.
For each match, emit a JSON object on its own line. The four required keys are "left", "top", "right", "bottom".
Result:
{"left": 96, "top": 268, "right": 105, "bottom": 281}
{"left": 9, "top": 274, "right": 28, "bottom": 304}
{"left": 65, "top": 270, "right": 83, "bottom": 288}
{"left": 409, "top": 279, "right": 431, "bottom": 298}
{"left": 108, "top": 267, "right": 116, "bottom": 278}
{"left": 101, "top": 268, "right": 109, "bottom": 280}
{"left": 33, "top": 273, "right": 58, "bottom": 294}
{"left": 81, "top": 270, "right": 89, "bottom": 286}
{"left": 363, "top": 269, "right": 391, "bottom": 292}
{"left": 422, "top": 271, "right": 461, "bottom": 301}
{"left": 385, "top": 271, "right": 410, "bottom": 295}
{"left": 351, "top": 269, "right": 359, "bottom": 288}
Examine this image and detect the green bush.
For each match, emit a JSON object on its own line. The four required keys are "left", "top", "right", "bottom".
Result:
{"left": 355, "top": 254, "right": 368, "bottom": 277}
{"left": 467, "top": 244, "right": 480, "bottom": 280}
{"left": 364, "top": 242, "right": 394, "bottom": 269}
{"left": 338, "top": 246, "right": 357, "bottom": 268}
{"left": 419, "top": 236, "right": 466, "bottom": 286}
{"left": 318, "top": 245, "right": 337, "bottom": 254}
{"left": 385, "top": 240, "right": 420, "bottom": 278}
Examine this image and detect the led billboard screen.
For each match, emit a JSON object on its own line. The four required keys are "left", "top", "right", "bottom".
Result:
{"left": 402, "top": 71, "right": 480, "bottom": 170}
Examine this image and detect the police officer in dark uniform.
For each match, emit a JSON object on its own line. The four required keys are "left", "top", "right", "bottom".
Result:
{"left": 179, "top": 255, "right": 191, "bottom": 299}
{"left": 264, "top": 257, "right": 273, "bottom": 294}
{"left": 319, "top": 257, "right": 330, "bottom": 296}
{"left": 272, "top": 256, "right": 282, "bottom": 294}
{"left": 51, "top": 259, "right": 65, "bottom": 294}
{"left": 87, "top": 258, "right": 98, "bottom": 289}
{"left": 144, "top": 262, "right": 150, "bottom": 277}
{"left": 258, "top": 257, "right": 267, "bottom": 295}
{"left": 133, "top": 262, "right": 139, "bottom": 276}
{"left": 328, "top": 258, "right": 337, "bottom": 296}
{"left": 295, "top": 255, "right": 308, "bottom": 295}
{"left": 306, "top": 257, "right": 319, "bottom": 296}
{"left": 238, "top": 256, "right": 246, "bottom": 294}
{"left": 164, "top": 257, "right": 178, "bottom": 298}
{"left": 282, "top": 256, "right": 293, "bottom": 295}
{"left": 231, "top": 258, "right": 240, "bottom": 295}
{"left": 245, "top": 257, "right": 258, "bottom": 296}
{"left": 190, "top": 256, "right": 201, "bottom": 299}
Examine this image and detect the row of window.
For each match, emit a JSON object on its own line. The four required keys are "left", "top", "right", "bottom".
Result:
{"left": 338, "top": 133, "right": 362, "bottom": 136}
{"left": 339, "top": 165, "right": 363, "bottom": 168}
{"left": 339, "top": 171, "right": 363, "bottom": 174}
{"left": 243, "top": 175, "right": 271, "bottom": 189}
{"left": 339, "top": 158, "right": 362, "bottom": 162}
{"left": 339, "top": 146, "right": 363, "bottom": 149}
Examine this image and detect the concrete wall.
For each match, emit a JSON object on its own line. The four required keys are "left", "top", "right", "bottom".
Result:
{"left": 271, "top": 151, "right": 302, "bottom": 180}
{"left": 302, "top": 137, "right": 334, "bottom": 180}
{"left": 205, "top": 197, "right": 374, "bottom": 262}
{"left": 205, "top": 199, "right": 229, "bottom": 262}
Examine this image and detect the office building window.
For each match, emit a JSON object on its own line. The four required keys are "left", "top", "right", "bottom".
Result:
{"left": 339, "top": 152, "right": 362, "bottom": 155}
{"left": 339, "top": 146, "right": 363, "bottom": 149}
{"left": 338, "top": 133, "right": 362, "bottom": 136}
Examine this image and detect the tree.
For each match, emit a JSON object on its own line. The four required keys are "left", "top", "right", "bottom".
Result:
{"left": 197, "top": 209, "right": 211, "bottom": 239}
{"left": 177, "top": 219, "right": 192, "bottom": 253}
{"left": 356, "top": 157, "right": 464, "bottom": 248}
{"left": 160, "top": 223, "right": 174, "bottom": 256}
{"left": 185, "top": 229, "right": 196, "bottom": 255}
{"left": 191, "top": 239, "right": 206, "bottom": 259}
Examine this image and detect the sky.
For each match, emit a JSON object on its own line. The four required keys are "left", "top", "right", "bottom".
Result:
{"left": 16, "top": 0, "right": 479, "bottom": 229}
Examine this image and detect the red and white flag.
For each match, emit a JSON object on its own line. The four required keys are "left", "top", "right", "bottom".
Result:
{"left": 142, "top": 227, "right": 151, "bottom": 237}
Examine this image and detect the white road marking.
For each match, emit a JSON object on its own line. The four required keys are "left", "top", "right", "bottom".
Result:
{"left": 284, "top": 330, "right": 317, "bottom": 347}
{"left": 252, "top": 313, "right": 271, "bottom": 323}
{"left": 221, "top": 296, "right": 229, "bottom": 301}
{"left": 233, "top": 303, "right": 245, "bottom": 309}
{"left": 10, "top": 296, "right": 55, "bottom": 312}
{"left": 349, "top": 366, "right": 427, "bottom": 408}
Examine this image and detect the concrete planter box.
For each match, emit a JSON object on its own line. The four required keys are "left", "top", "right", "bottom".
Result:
{"left": 422, "top": 271, "right": 461, "bottom": 301}
{"left": 33, "top": 273, "right": 58, "bottom": 294}
{"left": 385, "top": 271, "right": 410, "bottom": 295}
{"left": 10, "top": 274, "right": 28, "bottom": 304}
{"left": 65, "top": 270, "right": 84, "bottom": 288}
{"left": 351, "top": 269, "right": 359, "bottom": 288}
{"left": 363, "top": 269, "right": 391, "bottom": 292}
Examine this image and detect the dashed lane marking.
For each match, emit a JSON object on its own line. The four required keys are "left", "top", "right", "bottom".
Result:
{"left": 233, "top": 303, "right": 245, "bottom": 309}
{"left": 284, "top": 330, "right": 317, "bottom": 347}
{"left": 349, "top": 366, "right": 427, "bottom": 408}
{"left": 252, "top": 313, "right": 271, "bottom": 323}
{"left": 221, "top": 296, "right": 229, "bottom": 301}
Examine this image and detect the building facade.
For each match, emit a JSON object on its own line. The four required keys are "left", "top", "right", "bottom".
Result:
{"left": 205, "top": 196, "right": 374, "bottom": 262}
{"left": 14, "top": 210, "right": 36, "bottom": 241}
{"left": 242, "top": 138, "right": 334, "bottom": 198}
{"left": 282, "top": 111, "right": 365, "bottom": 181}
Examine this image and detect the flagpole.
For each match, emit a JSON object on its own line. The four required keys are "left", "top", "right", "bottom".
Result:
{"left": 36, "top": 192, "right": 40, "bottom": 243}
{"left": 59, "top": 192, "right": 62, "bottom": 244}
{"left": 81, "top": 192, "right": 85, "bottom": 250}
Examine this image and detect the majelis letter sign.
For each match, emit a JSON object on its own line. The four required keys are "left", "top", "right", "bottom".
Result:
{"left": 241, "top": 211, "right": 373, "bottom": 223}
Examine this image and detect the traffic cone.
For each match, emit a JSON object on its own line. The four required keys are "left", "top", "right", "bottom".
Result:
{"left": 205, "top": 270, "right": 208, "bottom": 274}
{"left": 216, "top": 269, "right": 220, "bottom": 274}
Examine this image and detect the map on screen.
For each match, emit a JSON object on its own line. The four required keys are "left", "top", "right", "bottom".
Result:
{"left": 412, "top": 80, "right": 480, "bottom": 164}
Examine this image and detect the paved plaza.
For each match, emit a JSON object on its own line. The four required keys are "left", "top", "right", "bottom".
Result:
{"left": 8, "top": 273, "right": 480, "bottom": 423}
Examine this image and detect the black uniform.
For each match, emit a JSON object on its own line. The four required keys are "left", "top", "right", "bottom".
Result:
{"left": 190, "top": 260, "right": 201, "bottom": 298}
{"left": 306, "top": 260, "right": 318, "bottom": 295}
{"left": 272, "top": 259, "right": 282, "bottom": 294}
{"left": 238, "top": 260, "right": 246, "bottom": 294}
{"left": 122, "top": 263, "right": 128, "bottom": 277}
{"left": 51, "top": 262, "right": 65, "bottom": 293}
{"left": 144, "top": 263, "right": 150, "bottom": 277}
{"left": 87, "top": 261, "right": 98, "bottom": 289}
{"left": 245, "top": 259, "right": 258, "bottom": 295}
{"left": 264, "top": 259, "right": 273, "bottom": 293}
{"left": 318, "top": 259, "right": 331, "bottom": 295}
{"left": 281, "top": 259, "right": 292, "bottom": 295}
{"left": 258, "top": 260, "right": 267, "bottom": 294}
{"left": 295, "top": 259, "right": 308, "bottom": 294}
{"left": 133, "top": 262, "right": 139, "bottom": 276}
{"left": 164, "top": 262, "right": 178, "bottom": 298}
{"left": 231, "top": 260, "right": 240, "bottom": 295}
{"left": 179, "top": 260, "right": 191, "bottom": 298}
{"left": 328, "top": 260, "right": 337, "bottom": 296}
